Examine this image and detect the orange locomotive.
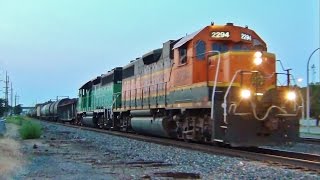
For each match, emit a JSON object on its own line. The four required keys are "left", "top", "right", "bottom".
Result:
{"left": 116, "top": 22, "right": 302, "bottom": 146}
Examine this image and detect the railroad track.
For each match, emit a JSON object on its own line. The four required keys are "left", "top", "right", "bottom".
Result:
{"left": 37, "top": 119, "right": 320, "bottom": 174}
{"left": 301, "top": 137, "right": 320, "bottom": 145}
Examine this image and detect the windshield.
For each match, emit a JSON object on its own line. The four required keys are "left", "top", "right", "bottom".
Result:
{"left": 212, "top": 42, "right": 249, "bottom": 52}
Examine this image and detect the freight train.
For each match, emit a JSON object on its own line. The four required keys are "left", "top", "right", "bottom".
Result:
{"left": 33, "top": 23, "right": 303, "bottom": 147}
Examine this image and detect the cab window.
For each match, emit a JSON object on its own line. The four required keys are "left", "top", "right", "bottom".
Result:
{"left": 232, "top": 43, "right": 249, "bottom": 51}
{"left": 179, "top": 45, "right": 187, "bottom": 64}
{"left": 232, "top": 43, "right": 242, "bottom": 50}
{"left": 195, "top": 40, "right": 206, "bottom": 60}
{"left": 212, "top": 43, "right": 228, "bottom": 52}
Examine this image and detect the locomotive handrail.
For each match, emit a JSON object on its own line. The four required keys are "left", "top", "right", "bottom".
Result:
{"left": 224, "top": 70, "right": 304, "bottom": 123}
{"left": 223, "top": 70, "right": 244, "bottom": 124}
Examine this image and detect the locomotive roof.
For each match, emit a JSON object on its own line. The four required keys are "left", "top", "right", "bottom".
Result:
{"left": 173, "top": 23, "right": 266, "bottom": 50}
{"left": 101, "top": 67, "right": 122, "bottom": 78}
{"left": 79, "top": 66, "right": 124, "bottom": 89}
{"left": 173, "top": 28, "right": 204, "bottom": 49}
{"left": 142, "top": 48, "right": 162, "bottom": 65}
{"left": 79, "top": 76, "right": 100, "bottom": 89}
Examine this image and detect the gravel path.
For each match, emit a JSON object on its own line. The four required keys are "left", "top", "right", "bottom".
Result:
{"left": 5, "top": 120, "right": 319, "bottom": 179}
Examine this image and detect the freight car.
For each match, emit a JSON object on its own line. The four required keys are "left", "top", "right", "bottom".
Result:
{"left": 42, "top": 23, "right": 303, "bottom": 147}
{"left": 37, "top": 98, "right": 77, "bottom": 122}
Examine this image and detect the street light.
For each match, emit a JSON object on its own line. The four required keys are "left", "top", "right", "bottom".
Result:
{"left": 306, "top": 48, "right": 320, "bottom": 133}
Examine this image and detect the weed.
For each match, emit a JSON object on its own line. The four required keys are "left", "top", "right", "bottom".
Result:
{"left": 5, "top": 116, "right": 23, "bottom": 126}
{"left": 19, "top": 121, "right": 42, "bottom": 140}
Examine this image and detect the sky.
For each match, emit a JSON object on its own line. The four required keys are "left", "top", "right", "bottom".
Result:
{"left": 0, "top": 0, "right": 319, "bottom": 106}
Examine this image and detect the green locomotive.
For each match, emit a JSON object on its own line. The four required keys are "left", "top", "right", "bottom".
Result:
{"left": 77, "top": 67, "right": 122, "bottom": 128}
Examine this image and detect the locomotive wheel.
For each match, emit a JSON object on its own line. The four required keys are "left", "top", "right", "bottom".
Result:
{"left": 97, "top": 116, "right": 104, "bottom": 129}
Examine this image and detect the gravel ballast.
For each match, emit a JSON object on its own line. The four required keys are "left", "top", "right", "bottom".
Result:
{"left": 6, "top": 120, "right": 319, "bottom": 179}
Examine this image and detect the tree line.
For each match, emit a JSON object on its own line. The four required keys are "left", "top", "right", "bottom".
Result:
{"left": 0, "top": 98, "right": 22, "bottom": 117}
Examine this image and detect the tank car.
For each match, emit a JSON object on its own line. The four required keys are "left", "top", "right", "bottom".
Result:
{"left": 37, "top": 98, "right": 77, "bottom": 122}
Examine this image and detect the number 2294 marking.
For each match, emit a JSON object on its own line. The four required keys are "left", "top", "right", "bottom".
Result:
{"left": 211, "top": 31, "right": 230, "bottom": 38}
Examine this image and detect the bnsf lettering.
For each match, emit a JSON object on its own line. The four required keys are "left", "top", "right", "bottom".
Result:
{"left": 211, "top": 31, "right": 230, "bottom": 38}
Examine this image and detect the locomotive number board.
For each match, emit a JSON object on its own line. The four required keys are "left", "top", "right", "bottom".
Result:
{"left": 241, "top": 33, "right": 252, "bottom": 41}
{"left": 211, "top": 31, "right": 230, "bottom": 38}
{"left": 211, "top": 31, "right": 252, "bottom": 41}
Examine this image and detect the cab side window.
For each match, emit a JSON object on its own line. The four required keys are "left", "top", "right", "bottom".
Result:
{"left": 179, "top": 44, "right": 187, "bottom": 64}
{"left": 195, "top": 40, "right": 206, "bottom": 60}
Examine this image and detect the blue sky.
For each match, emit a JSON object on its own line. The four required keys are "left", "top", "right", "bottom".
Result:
{"left": 0, "top": 0, "right": 319, "bottom": 106}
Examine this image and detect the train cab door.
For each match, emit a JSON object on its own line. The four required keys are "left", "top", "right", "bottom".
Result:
{"left": 170, "top": 43, "right": 193, "bottom": 106}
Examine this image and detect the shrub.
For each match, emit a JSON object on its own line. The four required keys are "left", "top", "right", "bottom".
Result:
{"left": 6, "top": 116, "right": 23, "bottom": 126}
{"left": 19, "top": 121, "right": 42, "bottom": 139}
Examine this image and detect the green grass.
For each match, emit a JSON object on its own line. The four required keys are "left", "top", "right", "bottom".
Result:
{"left": 19, "top": 121, "right": 42, "bottom": 139}
{"left": 6, "top": 116, "right": 24, "bottom": 126}
{"left": 6, "top": 116, "right": 42, "bottom": 139}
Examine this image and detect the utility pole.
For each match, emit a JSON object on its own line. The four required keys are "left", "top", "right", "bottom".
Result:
{"left": 5, "top": 71, "right": 9, "bottom": 111}
{"left": 15, "top": 93, "right": 17, "bottom": 107}
{"left": 10, "top": 82, "right": 13, "bottom": 115}
{"left": 15, "top": 93, "right": 20, "bottom": 106}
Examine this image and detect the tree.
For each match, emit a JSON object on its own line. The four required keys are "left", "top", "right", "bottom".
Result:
{"left": 0, "top": 98, "right": 8, "bottom": 117}
{"left": 310, "top": 84, "right": 320, "bottom": 118}
{"left": 13, "top": 104, "right": 22, "bottom": 115}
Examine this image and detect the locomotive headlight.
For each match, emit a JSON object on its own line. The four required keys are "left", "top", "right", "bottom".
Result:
{"left": 253, "top": 51, "right": 263, "bottom": 65}
{"left": 286, "top": 91, "right": 296, "bottom": 101}
{"left": 240, "top": 89, "right": 251, "bottom": 99}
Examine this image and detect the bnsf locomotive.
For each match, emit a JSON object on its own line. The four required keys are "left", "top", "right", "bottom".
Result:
{"left": 35, "top": 23, "right": 303, "bottom": 147}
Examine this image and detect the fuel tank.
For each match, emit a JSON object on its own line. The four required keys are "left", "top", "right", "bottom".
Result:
{"left": 81, "top": 116, "right": 96, "bottom": 127}
{"left": 131, "top": 117, "right": 177, "bottom": 138}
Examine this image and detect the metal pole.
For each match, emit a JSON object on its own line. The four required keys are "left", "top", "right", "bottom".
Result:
{"left": 5, "top": 72, "right": 8, "bottom": 108}
{"left": 14, "top": 95, "right": 16, "bottom": 107}
{"left": 306, "top": 48, "right": 320, "bottom": 133}
{"left": 10, "top": 82, "right": 13, "bottom": 115}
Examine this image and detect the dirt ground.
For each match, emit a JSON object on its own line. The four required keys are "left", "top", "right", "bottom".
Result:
{"left": 0, "top": 124, "right": 24, "bottom": 179}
